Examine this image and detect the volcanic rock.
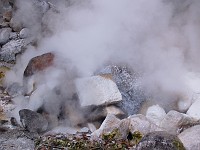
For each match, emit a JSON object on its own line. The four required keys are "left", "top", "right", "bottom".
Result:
{"left": 0, "top": 28, "right": 12, "bottom": 45}
{"left": 91, "top": 114, "right": 121, "bottom": 138}
{"left": 187, "top": 99, "right": 200, "bottom": 120}
{"left": 160, "top": 110, "right": 197, "bottom": 135}
{"left": 0, "top": 39, "right": 26, "bottom": 63}
{"left": 23, "top": 52, "right": 55, "bottom": 77}
{"left": 75, "top": 75, "right": 122, "bottom": 107}
{"left": 136, "top": 131, "right": 185, "bottom": 150}
{"left": 19, "top": 28, "right": 31, "bottom": 39}
{"left": 178, "top": 125, "right": 200, "bottom": 150}
{"left": 128, "top": 114, "right": 162, "bottom": 135}
{"left": 146, "top": 104, "right": 166, "bottom": 126}
{"left": 97, "top": 65, "right": 145, "bottom": 115}
{"left": 19, "top": 109, "right": 48, "bottom": 133}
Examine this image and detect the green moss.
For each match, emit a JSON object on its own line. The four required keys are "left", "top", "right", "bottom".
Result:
{"left": 173, "top": 139, "right": 186, "bottom": 150}
{"left": 128, "top": 131, "right": 143, "bottom": 145}
{"left": 102, "top": 128, "right": 121, "bottom": 141}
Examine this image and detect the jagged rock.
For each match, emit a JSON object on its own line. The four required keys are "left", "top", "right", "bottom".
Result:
{"left": 75, "top": 75, "right": 122, "bottom": 107}
{"left": 187, "top": 99, "right": 200, "bottom": 120}
{"left": 23, "top": 52, "right": 54, "bottom": 77}
{"left": 178, "top": 125, "right": 200, "bottom": 150}
{"left": 97, "top": 65, "right": 145, "bottom": 115}
{"left": 0, "top": 28, "right": 12, "bottom": 45}
{"left": 160, "top": 110, "right": 197, "bottom": 135}
{"left": 19, "top": 109, "right": 48, "bottom": 133}
{"left": 19, "top": 28, "right": 31, "bottom": 39}
{"left": 146, "top": 104, "right": 166, "bottom": 126}
{"left": 129, "top": 114, "right": 162, "bottom": 135}
{"left": 91, "top": 114, "right": 121, "bottom": 138}
{"left": 0, "top": 39, "right": 26, "bottom": 63}
{"left": 136, "top": 131, "right": 185, "bottom": 150}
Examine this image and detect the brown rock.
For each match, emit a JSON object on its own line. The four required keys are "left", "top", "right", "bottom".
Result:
{"left": 23, "top": 52, "right": 55, "bottom": 77}
{"left": 3, "top": 11, "right": 12, "bottom": 22}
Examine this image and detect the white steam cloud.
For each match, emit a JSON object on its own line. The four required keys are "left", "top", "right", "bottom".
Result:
{"left": 4, "top": 0, "right": 200, "bottom": 122}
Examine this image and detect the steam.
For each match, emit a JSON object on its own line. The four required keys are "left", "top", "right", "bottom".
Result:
{"left": 4, "top": 0, "right": 200, "bottom": 123}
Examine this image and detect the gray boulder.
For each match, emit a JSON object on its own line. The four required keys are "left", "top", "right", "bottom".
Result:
{"left": 136, "top": 131, "right": 185, "bottom": 150}
{"left": 0, "top": 28, "right": 12, "bottom": 45}
{"left": 97, "top": 65, "right": 145, "bottom": 115}
{"left": 0, "top": 39, "right": 26, "bottom": 63}
{"left": 19, "top": 109, "right": 48, "bottom": 133}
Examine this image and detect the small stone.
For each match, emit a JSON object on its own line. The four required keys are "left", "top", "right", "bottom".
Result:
{"left": 23, "top": 52, "right": 55, "bottom": 77}
{"left": 146, "top": 104, "right": 166, "bottom": 126}
{"left": 0, "top": 28, "right": 12, "bottom": 45}
{"left": 136, "top": 131, "right": 185, "bottom": 150}
{"left": 19, "top": 28, "right": 30, "bottom": 39}
{"left": 19, "top": 109, "right": 48, "bottom": 133}
{"left": 187, "top": 99, "right": 200, "bottom": 120}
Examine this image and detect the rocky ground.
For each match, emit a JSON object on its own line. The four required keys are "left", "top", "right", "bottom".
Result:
{"left": 1, "top": 0, "right": 200, "bottom": 150}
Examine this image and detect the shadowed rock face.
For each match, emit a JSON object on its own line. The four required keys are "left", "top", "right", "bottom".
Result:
{"left": 23, "top": 52, "right": 54, "bottom": 77}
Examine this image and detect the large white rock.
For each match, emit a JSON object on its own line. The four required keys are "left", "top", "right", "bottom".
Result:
{"left": 160, "top": 110, "right": 195, "bottom": 135}
{"left": 187, "top": 99, "right": 200, "bottom": 120}
{"left": 178, "top": 125, "right": 200, "bottom": 150}
{"left": 75, "top": 76, "right": 122, "bottom": 106}
{"left": 146, "top": 104, "right": 166, "bottom": 126}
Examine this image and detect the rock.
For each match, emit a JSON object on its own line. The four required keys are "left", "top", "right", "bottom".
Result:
{"left": 129, "top": 114, "right": 162, "bottom": 135}
{"left": 10, "top": 17, "right": 23, "bottom": 32}
{"left": 75, "top": 75, "right": 122, "bottom": 107}
{"left": 136, "top": 131, "right": 185, "bottom": 150}
{"left": 23, "top": 52, "right": 55, "bottom": 77}
{"left": 0, "top": 39, "right": 26, "bottom": 63}
{"left": 85, "top": 105, "right": 125, "bottom": 122}
{"left": 91, "top": 114, "right": 121, "bottom": 138}
{"left": 19, "top": 28, "right": 30, "bottom": 39}
{"left": 178, "top": 125, "right": 200, "bottom": 150}
{"left": 9, "top": 32, "right": 18, "bottom": 40}
{"left": 97, "top": 65, "right": 145, "bottom": 115}
{"left": 160, "top": 110, "right": 196, "bottom": 135}
{"left": 187, "top": 99, "right": 200, "bottom": 120}
{"left": 19, "top": 109, "right": 48, "bottom": 133}
{"left": 0, "top": 28, "right": 12, "bottom": 45}
{"left": 3, "top": 11, "right": 12, "bottom": 22}
{"left": 87, "top": 123, "right": 97, "bottom": 132}
{"left": 146, "top": 104, "right": 166, "bottom": 126}
{"left": 6, "top": 82, "right": 25, "bottom": 97}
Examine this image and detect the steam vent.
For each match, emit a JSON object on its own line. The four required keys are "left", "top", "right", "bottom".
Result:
{"left": 1, "top": 0, "right": 200, "bottom": 149}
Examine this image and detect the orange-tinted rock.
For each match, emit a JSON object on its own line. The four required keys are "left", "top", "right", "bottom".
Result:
{"left": 24, "top": 52, "right": 54, "bottom": 77}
